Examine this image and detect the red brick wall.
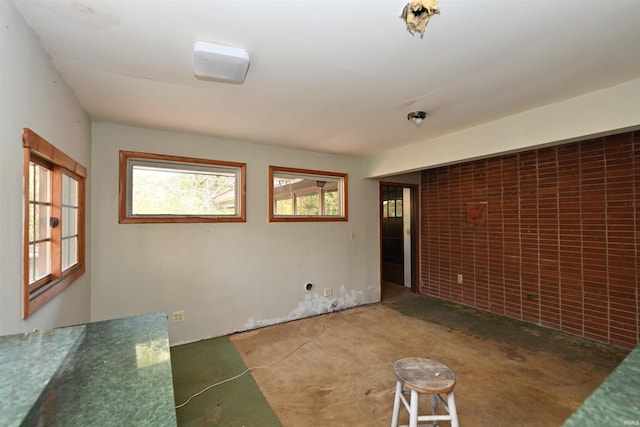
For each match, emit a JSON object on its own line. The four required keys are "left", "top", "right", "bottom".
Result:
{"left": 420, "top": 131, "right": 639, "bottom": 349}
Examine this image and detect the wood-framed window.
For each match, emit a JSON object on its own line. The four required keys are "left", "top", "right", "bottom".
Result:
{"left": 23, "top": 128, "right": 86, "bottom": 318}
{"left": 119, "top": 151, "right": 246, "bottom": 223}
{"left": 269, "top": 166, "right": 348, "bottom": 222}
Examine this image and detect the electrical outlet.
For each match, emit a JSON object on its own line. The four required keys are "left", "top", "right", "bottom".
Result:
{"left": 457, "top": 274, "right": 463, "bottom": 284}
{"left": 324, "top": 288, "right": 332, "bottom": 297}
{"left": 172, "top": 311, "right": 185, "bottom": 323}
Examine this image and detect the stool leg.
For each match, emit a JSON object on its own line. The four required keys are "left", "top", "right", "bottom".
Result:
{"left": 409, "top": 390, "right": 419, "bottom": 427}
{"left": 391, "top": 380, "right": 402, "bottom": 427}
{"left": 431, "top": 394, "right": 439, "bottom": 425}
{"left": 447, "top": 391, "right": 459, "bottom": 427}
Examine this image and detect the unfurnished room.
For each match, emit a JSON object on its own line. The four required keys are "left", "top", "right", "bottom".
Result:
{"left": 0, "top": 1, "right": 639, "bottom": 426}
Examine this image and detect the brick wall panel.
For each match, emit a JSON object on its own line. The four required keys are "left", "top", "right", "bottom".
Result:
{"left": 419, "top": 131, "right": 638, "bottom": 349}
{"left": 635, "top": 133, "right": 640, "bottom": 343}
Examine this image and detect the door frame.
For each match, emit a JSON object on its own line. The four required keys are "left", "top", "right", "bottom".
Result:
{"left": 379, "top": 181, "right": 419, "bottom": 297}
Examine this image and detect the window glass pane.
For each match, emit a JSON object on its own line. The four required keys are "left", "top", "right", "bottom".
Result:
{"left": 275, "top": 197, "right": 293, "bottom": 215}
{"left": 271, "top": 168, "right": 346, "bottom": 220}
{"left": 30, "top": 200, "right": 51, "bottom": 244}
{"left": 323, "top": 190, "right": 338, "bottom": 215}
{"left": 296, "top": 193, "right": 319, "bottom": 215}
{"left": 61, "top": 174, "right": 79, "bottom": 269}
{"left": 395, "top": 199, "right": 403, "bottom": 217}
{"left": 62, "top": 236, "right": 77, "bottom": 270}
{"left": 62, "top": 207, "right": 78, "bottom": 268}
{"left": 30, "top": 162, "right": 51, "bottom": 204}
{"left": 62, "top": 174, "right": 77, "bottom": 205}
{"left": 62, "top": 175, "right": 79, "bottom": 236}
{"left": 130, "top": 161, "right": 238, "bottom": 216}
{"left": 388, "top": 200, "right": 396, "bottom": 218}
{"left": 30, "top": 241, "right": 51, "bottom": 283}
{"left": 62, "top": 209, "right": 78, "bottom": 234}
{"left": 29, "top": 162, "right": 52, "bottom": 283}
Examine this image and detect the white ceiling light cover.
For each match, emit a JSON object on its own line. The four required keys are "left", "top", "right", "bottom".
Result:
{"left": 193, "top": 41, "right": 250, "bottom": 83}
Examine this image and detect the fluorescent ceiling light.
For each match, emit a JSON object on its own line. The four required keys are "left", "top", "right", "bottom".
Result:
{"left": 193, "top": 41, "right": 250, "bottom": 83}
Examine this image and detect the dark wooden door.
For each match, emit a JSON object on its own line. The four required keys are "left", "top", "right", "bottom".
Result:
{"left": 381, "top": 185, "right": 404, "bottom": 284}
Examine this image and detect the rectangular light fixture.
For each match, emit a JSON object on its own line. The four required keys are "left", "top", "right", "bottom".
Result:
{"left": 193, "top": 41, "right": 250, "bottom": 83}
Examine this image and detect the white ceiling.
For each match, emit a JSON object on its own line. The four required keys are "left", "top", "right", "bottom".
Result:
{"left": 13, "top": 0, "right": 640, "bottom": 156}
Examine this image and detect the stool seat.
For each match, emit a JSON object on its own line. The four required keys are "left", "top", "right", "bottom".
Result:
{"left": 393, "top": 358, "right": 456, "bottom": 394}
{"left": 391, "top": 358, "right": 460, "bottom": 427}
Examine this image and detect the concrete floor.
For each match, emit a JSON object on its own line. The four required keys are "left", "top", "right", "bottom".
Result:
{"left": 230, "top": 283, "right": 627, "bottom": 427}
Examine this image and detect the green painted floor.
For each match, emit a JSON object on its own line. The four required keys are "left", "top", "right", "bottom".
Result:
{"left": 171, "top": 336, "right": 282, "bottom": 427}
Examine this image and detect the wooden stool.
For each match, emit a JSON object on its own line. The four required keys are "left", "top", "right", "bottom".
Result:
{"left": 391, "top": 358, "right": 460, "bottom": 427}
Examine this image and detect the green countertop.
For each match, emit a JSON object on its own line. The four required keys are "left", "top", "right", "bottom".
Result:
{"left": 562, "top": 343, "right": 640, "bottom": 427}
{"left": 0, "top": 312, "right": 177, "bottom": 426}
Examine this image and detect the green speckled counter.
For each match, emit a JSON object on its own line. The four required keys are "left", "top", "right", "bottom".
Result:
{"left": 562, "top": 344, "right": 640, "bottom": 427}
{"left": 0, "top": 313, "right": 177, "bottom": 426}
{"left": 0, "top": 325, "right": 86, "bottom": 426}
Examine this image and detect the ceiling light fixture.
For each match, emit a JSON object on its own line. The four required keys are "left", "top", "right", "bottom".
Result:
{"left": 193, "top": 41, "right": 250, "bottom": 83}
{"left": 407, "top": 111, "right": 427, "bottom": 126}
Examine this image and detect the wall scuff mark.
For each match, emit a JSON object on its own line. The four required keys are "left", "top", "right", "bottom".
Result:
{"left": 240, "top": 287, "right": 364, "bottom": 332}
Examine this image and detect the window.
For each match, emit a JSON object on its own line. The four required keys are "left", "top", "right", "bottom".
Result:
{"left": 269, "top": 166, "right": 348, "bottom": 222}
{"left": 23, "top": 128, "right": 86, "bottom": 318}
{"left": 382, "top": 186, "right": 403, "bottom": 219}
{"left": 119, "top": 151, "right": 246, "bottom": 223}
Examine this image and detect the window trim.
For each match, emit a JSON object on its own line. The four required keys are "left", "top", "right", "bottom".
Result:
{"left": 269, "top": 166, "right": 348, "bottom": 222}
{"left": 22, "top": 128, "right": 86, "bottom": 318}
{"left": 119, "top": 150, "right": 247, "bottom": 224}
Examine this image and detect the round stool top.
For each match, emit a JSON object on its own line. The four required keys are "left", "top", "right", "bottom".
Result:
{"left": 393, "top": 357, "right": 456, "bottom": 394}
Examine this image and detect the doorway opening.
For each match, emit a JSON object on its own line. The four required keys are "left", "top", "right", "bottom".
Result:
{"left": 380, "top": 183, "right": 418, "bottom": 299}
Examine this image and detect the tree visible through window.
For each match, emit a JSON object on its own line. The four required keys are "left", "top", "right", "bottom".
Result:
{"left": 119, "top": 151, "right": 246, "bottom": 223}
{"left": 269, "top": 166, "right": 348, "bottom": 222}
{"left": 23, "top": 128, "right": 86, "bottom": 318}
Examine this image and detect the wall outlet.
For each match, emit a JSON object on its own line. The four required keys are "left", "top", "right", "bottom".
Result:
{"left": 172, "top": 311, "right": 185, "bottom": 323}
{"left": 457, "top": 274, "right": 463, "bottom": 284}
{"left": 324, "top": 288, "right": 332, "bottom": 297}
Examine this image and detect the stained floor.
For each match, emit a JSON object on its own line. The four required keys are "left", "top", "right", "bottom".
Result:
{"left": 230, "top": 283, "right": 628, "bottom": 427}
{"left": 171, "top": 336, "right": 281, "bottom": 426}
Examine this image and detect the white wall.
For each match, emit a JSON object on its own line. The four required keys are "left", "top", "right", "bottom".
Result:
{"left": 364, "top": 78, "right": 640, "bottom": 178}
{"left": 90, "top": 122, "right": 379, "bottom": 345}
{"left": 0, "top": 0, "right": 92, "bottom": 336}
